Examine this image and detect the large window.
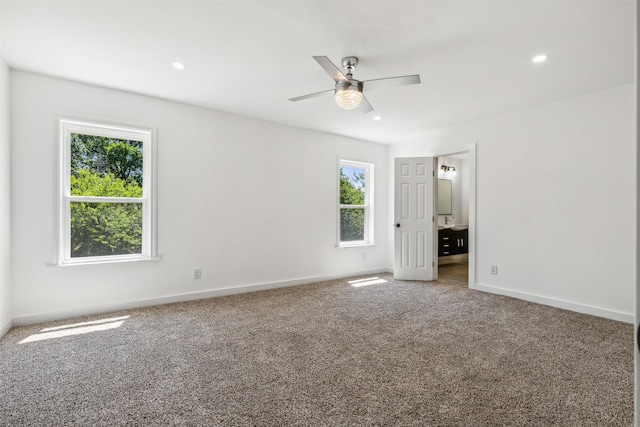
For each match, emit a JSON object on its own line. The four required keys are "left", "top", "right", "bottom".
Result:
{"left": 58, "top": 119, "right": 155, "bottom": 265}
{"left": 338, "top": 160, "right": 373, "bottom": 246}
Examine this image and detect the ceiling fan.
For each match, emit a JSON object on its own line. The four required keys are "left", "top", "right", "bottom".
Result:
{"left": 289, "top": 56, "right": 421, "bottom": 113}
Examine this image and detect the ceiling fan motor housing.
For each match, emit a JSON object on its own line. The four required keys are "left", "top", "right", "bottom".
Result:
{"left": 335, "top": 80, "right": 363, "bottom": 94}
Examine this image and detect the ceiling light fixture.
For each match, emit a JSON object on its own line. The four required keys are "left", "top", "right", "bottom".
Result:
{"left": 532, "top": 54, "right": 547, "bottom": 63}
{"left": 172, "top": 62, "right": 186, "bottom": 70}
{"left": 334, "top": 81, "right": 363, "bottom": 110}
{"left": 373, "top": 116, "right": 382, "bottom": 121}
{"left": 441, "top": 165, "right": 456, "bottom": 174}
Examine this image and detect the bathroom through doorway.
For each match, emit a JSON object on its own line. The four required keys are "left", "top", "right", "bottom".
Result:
{"left": 436, "top": 149, "right": 473, "bottom": 285}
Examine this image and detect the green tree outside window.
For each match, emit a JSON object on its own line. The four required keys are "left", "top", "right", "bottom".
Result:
{"left": 70, "top": 134, "right": 144, "bottom": 258}
{"left": 340, "top": 167, "right": 366, "bottom": 242}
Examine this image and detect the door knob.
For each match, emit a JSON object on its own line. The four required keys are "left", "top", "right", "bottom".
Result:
{"left": 395, "top": 223, "right": 400, "bottom": 228}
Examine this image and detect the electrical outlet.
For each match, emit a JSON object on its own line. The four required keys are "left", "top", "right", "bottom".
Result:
{"left": 490, "top": 265, "right": 498, "bottom": 275}
{"left": 362, "top": 252, "right": 367, "bottom": 261}
{"left": 193, "top": 268, "right": 202, "bottom": 279}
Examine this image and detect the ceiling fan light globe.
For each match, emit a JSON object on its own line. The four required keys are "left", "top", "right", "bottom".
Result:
{"left": 334, "top": 88, "right": 363, "bottom": 110}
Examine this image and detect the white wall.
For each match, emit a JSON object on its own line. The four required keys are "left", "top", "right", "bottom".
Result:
{"left": 10, "top": 71, "right": 388, "bottom": 324}
{"left": 389, "top": 83, "right": 635, "bottom": 322}
{"left": 0, "top": 7, "right": 12, "bottom": 336}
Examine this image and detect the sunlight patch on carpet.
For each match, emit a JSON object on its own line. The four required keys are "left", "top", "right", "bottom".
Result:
{"left": 19, "top": 316, "right": 129, "bottom": 344}
{"left": 348, "top": 277, "right": 388, "bottom": 287}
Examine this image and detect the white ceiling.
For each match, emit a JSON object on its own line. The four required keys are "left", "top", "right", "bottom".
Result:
{"left": 0, "top": 0, "right": 634, "bottom": 144}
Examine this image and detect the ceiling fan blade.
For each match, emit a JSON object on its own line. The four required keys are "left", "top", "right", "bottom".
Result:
{"left": 359, "top": 95, "right": 374, "bottom": 113}
{"left": 313, "top": 56, "right": 349, "bottom": 83}
{"left": 289, "top": 88, "right": 334, "bottom": 102}
{"left": 363, "top": 74, "right": 421, "bottom": 92}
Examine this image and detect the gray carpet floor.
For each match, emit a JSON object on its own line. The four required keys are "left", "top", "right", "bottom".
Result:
{"left": 0, "top": 273, "right": 633, "bottom": 426}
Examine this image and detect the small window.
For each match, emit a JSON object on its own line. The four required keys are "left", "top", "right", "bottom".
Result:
{"left": 338, "top": 160, "right": 373, "bottom": 246}
{"left": 58, "top": 119, "right": 156, "bottom": 265}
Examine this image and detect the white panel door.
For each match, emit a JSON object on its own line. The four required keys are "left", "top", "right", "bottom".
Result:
{"left": 394, "top": 157, "right": 437, "bottom": 280}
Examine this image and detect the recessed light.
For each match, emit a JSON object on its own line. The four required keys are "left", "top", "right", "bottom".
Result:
{"left": 172, "top": 62, "right": 186, "bottom": 70}
{"left": 373, "top": 116, "right": 382, "bottom": 121}
{"left": 532, "top": 54, "right": 547, "bottom": 63}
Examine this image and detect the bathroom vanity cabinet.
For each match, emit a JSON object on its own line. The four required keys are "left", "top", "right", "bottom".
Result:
{"left": 438, "top": 228, "right": 468, "bottom": 257}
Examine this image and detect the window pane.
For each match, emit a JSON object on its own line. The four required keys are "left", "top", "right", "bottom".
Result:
{"left": 340, "top": 166, "right": 365, "bottom": 205}
{"left": 70, "top": 202, "right": 142, "bottom": 258}
{"left": 340, "top": 208, "right": 365, "bottom": 241}
{"left": 70, "top": 133, "right": 143, "bottom": 197}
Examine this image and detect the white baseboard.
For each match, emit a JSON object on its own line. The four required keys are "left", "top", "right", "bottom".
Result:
{"left": 0, "top": 318, "right": 13, "bottom": 339}
{"left": 12, "top": 268, "right": 391, "bottom": 326}
{"left": 475, "top": 283, "right": 633, "bottom": 324}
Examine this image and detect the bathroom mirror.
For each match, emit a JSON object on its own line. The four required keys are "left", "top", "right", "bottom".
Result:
{"left": 438, "top": 179, "right": 452, "bottom": 215}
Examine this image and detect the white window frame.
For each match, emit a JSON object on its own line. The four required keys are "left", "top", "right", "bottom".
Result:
{"left": 337, "top": 159, "right": 374, "bottom": 247}
{"left": 57, "top": 118, "right": 157, "bottom": 265}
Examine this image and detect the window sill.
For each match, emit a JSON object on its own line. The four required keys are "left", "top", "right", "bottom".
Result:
{"left": 49, "top": 255, "right": 162, "bottom": 267}
{"left": 337, "top": 242, "right": 375, "bottom": 249}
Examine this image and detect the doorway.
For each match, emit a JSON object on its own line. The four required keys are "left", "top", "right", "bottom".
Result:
{"left": 392, "top": 146, "right": 476, "bottom": 288}
{"left": 436, "top": 154, "right": 470, "bottom": 284}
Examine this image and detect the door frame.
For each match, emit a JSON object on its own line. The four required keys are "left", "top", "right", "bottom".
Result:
{"left": 434, "top": 143, "right": 476, "bottom": 289}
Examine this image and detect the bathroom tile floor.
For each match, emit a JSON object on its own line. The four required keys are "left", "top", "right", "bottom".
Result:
{"left": 438, "top": 261, "right": 468, "bottom": 283}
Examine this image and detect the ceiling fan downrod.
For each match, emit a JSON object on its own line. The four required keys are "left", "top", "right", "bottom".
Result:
{"left": 341, "top": 56, "right": 359, "bottom": 79}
